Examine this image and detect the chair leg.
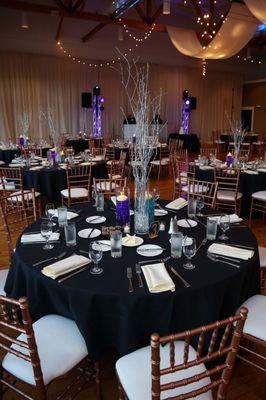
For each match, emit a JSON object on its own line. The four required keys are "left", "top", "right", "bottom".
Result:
{"left": 94, "top": 361, "right": 102, "bottom": 400}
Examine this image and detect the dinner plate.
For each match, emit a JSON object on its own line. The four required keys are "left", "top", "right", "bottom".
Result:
{"left": 122, "top": 236, "right": 144, "bottom": 247}
{"left": 93, "top": 240, "right": 111, "bottom": 252}
{"left": 169, "top": 237, "right": 193, "bottom": 246}
{"left": 177, "top": 219, "right": 197, "bottom": 228}
{"left": 86, "top": 215, "right": 106, "bottom": 224}
{"left": 137, "top": 244, "right": 164, "bottom": 257}
{"left": 78, "top": 228, "right": 101, "bottom": 239}
{"left": 154, "top": 209, "right": 168, "bottom": 217}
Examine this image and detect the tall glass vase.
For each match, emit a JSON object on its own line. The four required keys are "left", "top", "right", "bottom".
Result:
{"left": 134, "top": 181, "right": 149, "bottom": 235}
{"left": 233, "top": 146, "right": 239, "bottom": 168}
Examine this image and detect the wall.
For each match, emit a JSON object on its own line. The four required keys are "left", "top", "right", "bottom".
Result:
{"left": 242, "top": 81, "right": 266, "bottom": 136}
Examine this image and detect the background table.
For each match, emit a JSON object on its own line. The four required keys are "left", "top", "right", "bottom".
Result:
{"left": 5, "top": 201, "right": 260, "bottom": 360}
{"left": 220, "top": 133, "right": 259, "bottom": 147}
{"left": 23, "top": 161, "right": 108, "bottom": 202}
{"left": 167, "top": 133, "right": 200, "bottom": 152}
{"left": 65, "top": 139, "right": 89, "bottom": 154}
{"left": 0, "top": 149, "right": 21, "bottom": 164}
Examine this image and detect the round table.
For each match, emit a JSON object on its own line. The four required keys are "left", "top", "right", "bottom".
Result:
{"left": 0, "top": 148, "right": 21, "bottom": 164}
{"left": 5, "top": 201, "right": 260, "bottom": 360}
{"left": 23, "top": 161, "right": 108, "bottom": 202}
{"left": 65, "top": 139, "right": 89, "bottom": 154}
{"left": 167, "top": 133, "right": 200, "bottom": 152}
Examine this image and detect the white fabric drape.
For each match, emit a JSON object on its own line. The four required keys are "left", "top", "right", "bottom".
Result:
{"left": 0, "top": 52, "right": 243, "bottom": 142}
{"left": 167, "top": 3, "right": 258, "bottom": 60}
{"left": 244, "top": 0, "right": 266, "bottom": 23}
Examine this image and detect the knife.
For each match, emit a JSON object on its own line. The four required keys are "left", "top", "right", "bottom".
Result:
{"left": 58, "top": 264, "right": 91, "bottom": 283}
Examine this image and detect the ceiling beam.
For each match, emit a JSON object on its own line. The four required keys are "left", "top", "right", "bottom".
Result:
{"left": 151, "top": 4, "right": 163, "bottom": 23}
{"left": 55, "top": 16, "right": 64, "bottom": 40}
{"left": 134, "top": 3, "right": 147, "bottom": 24}
{"left": 82, "top": 22, "right": 106, "bottom": 42}
{"left": 146, "top": 0, "right": 152, "bottom": 24}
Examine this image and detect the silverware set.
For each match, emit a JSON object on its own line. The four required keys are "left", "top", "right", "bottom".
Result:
{"left": 207, "top": 253, "right": 240, "bottom": 268}
{"left": 58, "top": 263, "right": 91, "bottom": 283}
{"left": 126, "top": 267, "right": 134, "bottom": 293}
{"left": 33, "top": 251, "right": 67, "bottom": 267}
{"left": 167, "top": 265, "right": 191, "bottom": 288}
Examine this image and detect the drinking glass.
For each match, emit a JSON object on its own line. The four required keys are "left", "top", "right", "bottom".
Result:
{"left": 64, "top": 222, "right": 76, "bottom": 247}
{"left": 89, "top": 241, "right": 103, "bottom": 275}
{"left": 110, "top": 230, "right": 122, "bottom": 258}
{"left": 183, "top": 237, "right": 196, "bottom": 270}
{"left": 41, "top": 221, "right": 53, "bottom": 250}
{"left": 206, "top": 218, "right": 218, "bottom": 240}
{"left": 171, "top": 232, "right": 183, "bottom": 259}
{"left": 92, "top": 187, "right": 98, "bottom": 207}
{"left": 45, "top": 203, "right": 56, "bottom": 226}
{"left": 58, "top": 206, "right": 67, "bottom": 227}
{"left": 96, "top": 193, "right": 104, "bottom": 212}
{"left": 196, "top": 196, "right": 204, "bottom": 216}
{"left": 219, "top": 214, "right": 230, "bottom": 240}
{"left": 187, "top": 199, "right": 197, "bottom": 218}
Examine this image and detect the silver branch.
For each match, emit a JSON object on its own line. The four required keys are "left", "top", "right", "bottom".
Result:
{"left": 18, "top": 112, "right": 31, "bottom": 136}
{"left": 39, "top": 109, "right": 57, "bottom": 146}
{"left": 226, "top": 112, "right": 247, "bottom": 156}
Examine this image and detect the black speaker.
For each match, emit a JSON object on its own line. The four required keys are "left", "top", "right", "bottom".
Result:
{"left": 189, "top": 97, "right": 197, "bottom": 110}
{"left": 81, "top": 92, "right": 92, "bottom": 108}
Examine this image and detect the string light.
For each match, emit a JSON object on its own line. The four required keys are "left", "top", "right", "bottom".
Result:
{"left": 202, "top": 58, "right": 207, "bottom": 76}
{"left": 236, "top": 53, "right": 263, "bottom": 65}
{"left": 119, "top": 19, "right": 156, "bottom": 43}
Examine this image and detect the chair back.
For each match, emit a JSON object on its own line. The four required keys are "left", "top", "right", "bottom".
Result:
{"left": 215, "top": 168, "right": 240, "bottom": 195}
{"left": 0, "top": 190, "right": 37, "bottom": 261}
{"left": 168, "top": 138, "right": 179, "bottom": 154}
{"left": 94, "top": 177, "right": 127, "bottom": 198}
{"left": 188, "top": 179, "right": 218, "bottom": 208}
{"left": 0, "top": 167, "right": 23, "bottom": 195}
{"left": 105, "top": 145, "right": 115, "bottom": 161}
{"left": 200, "top": 148, "right": 217, "bottom": 159}
{"left": 119, "top": 150, "right": 127, "bottom": 162}
{"left": 0, "top": 295, "right": 46, "bottom": 397}
{"left": 109, "top": 160, "right": 125, "bottom": 179}
{"left": 173, "top": 149, "right": 188, "bottom": 162}
{"left": 92, "top": 147, "right": 106, "bottom": 159}
{"left": 238, "top": 148, "right": 250, "bottom": 160}
{"left": 151, "top": 308, "right": 248, "bottom": 400}
{"left": 66, "top": 164, "right": 92, "bottom": 196}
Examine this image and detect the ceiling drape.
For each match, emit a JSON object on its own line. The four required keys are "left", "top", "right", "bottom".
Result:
{"left": 244, "top": 0, "right": 266, "bottom": 23}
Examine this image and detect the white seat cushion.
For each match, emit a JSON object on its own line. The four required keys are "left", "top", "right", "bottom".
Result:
{"left": 0, "top": 181, "right": 16, "bottom": 191}
{"left": 61, "top": 187, "right": 88, "bottom": 198}
{"left": 259, "top": 246, "right": 266, "bottom": 268}
{"left": 116, "top": 341, "right": 212, "bottom": 400}
{"left": 217, "top": 190, "right": 242, "bottom": 201}
{"left": 95, "top": 181, "right": 117, "bottom": 191}
{"left": 128, "top": 161, "right": 142, "bottom": 167}
{"left": 0, "top": 268, "right": 8, "bottom": 295}
{"left": 252, "top": 191, "right": 266, "bottom": 201}
{"left": 2, "top": 315, "right": 88, "bottom": 386}
{"left": 9, "top": 190, "right": 40, "bottom": 202}
{"left": 0, "top": 160, "right": 5, "bottom": 165}
{"left": 150, "top": 159, "right": 169, "bottom": 166}
{"left": 183, "top": 184, "right": 208, "bottom": 194}
{"left": 108, "top": 174, "right": 122, "bottom": 179}
{"left": 238, "top": 295, "right": 266, "bottom": 342}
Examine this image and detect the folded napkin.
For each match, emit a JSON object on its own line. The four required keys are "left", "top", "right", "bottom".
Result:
{"left": 208, "top": 243, "right": 254, "bottom": 260}
{"left": 30, "top": 166, "right": 43, "bottom": 171}
{"left": 244, "top": 170, "right": 258, "bottom": 175}
{"left": 21, "top": 232, "right": 60, "bottom": 243}
{"left": 9, "top": 163, "right": 22, "bottom": 168}
{"left": 111, "top": 196, "right": 116, "bottom": 206}
{"left": 123, "top": 234, "right": 136, "bottom": 245}
{"left": 141, "top": 263, "right": 175, "bottom": 293}
{"left": 51, "top": 209, "right": 78, "bottom": 220}
{"left": 209, "top": 213, "right": 242, "bottom": 224}
{"left": 257, "top": 168, "right": 266, "bottom": 173}
{"left": 166, "top": 198, "right": 188, "bottom": 210}
{"left": 42, "top": 254, "right": 90, "bottom": 279}
{"left": 199, "top": 166, "right": 214, "bottom": 170}
{"left": 91, "top": 155, "right": 104, "bottom": 161}
{"left": 80, "top": 162, "right": 95, "bottom": 166}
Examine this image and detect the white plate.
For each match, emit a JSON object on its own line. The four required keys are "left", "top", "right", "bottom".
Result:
{"left": 93, "top": 240, "right": 111, "bottom": 252}
{"left": 78, "top": 228, "right": 101, "bottom": 239}
{"left": 169, "top": 237, "right": 193, "bottom": 246}
{"left": 130, "top": 210, "right": 134, "bottom": 216}
{"left": 154, "top": 209, "right": 168, "bottom": 217}
{"left": 122, "top": 236, "right": 144, "bottom": 247}
{"left": 177, "top": 219, "right": 198, "bottom": 228}
{"left": 137, "top": 244, "right": 164, "bottom": 257}
{"left": 86, "top": 215, "right": 106, "bottom": 224}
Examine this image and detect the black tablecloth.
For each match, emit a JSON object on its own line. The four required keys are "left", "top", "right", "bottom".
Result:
{"left": 0, "top": 149, "right": 21, "bottom": 164}
{"left": 5, "top": 201, "right": 260, "bottom": 360}
{"left": 65, "top": 139, "right": 89, "bottom": 154}
{"left": 194, "top": 166, "right": 266, "bottom": 216}
{"left": 23, "top": 162, "right": 108, "bottom": 202}
{"left": 220, "top": 134, "right": 259, "bottom": 147}
{"left": 167, "top": 133, "right": 200, "bottom": 152}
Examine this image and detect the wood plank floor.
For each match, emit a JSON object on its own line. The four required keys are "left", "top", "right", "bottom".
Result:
{"left": 0, "top": 174, "right": 265, "bottom": 399}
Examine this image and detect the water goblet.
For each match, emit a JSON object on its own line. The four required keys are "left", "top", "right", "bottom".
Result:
{"left": 45, "top": 203, "right": 56, "bottom": 226}
{"left": 196, "top": 196, "right": 204, "bottom": 216}
{"left": 89, "top": 241, "right": 103, "bottom": 275}
{"left": 219, "top": 214, "right": 230, "bottom": 240}
{"left": 183, "top": 237, "right": 196, "bottom": 270}
{"left": 41, "top": 221, "right": 53, "bottom": 250}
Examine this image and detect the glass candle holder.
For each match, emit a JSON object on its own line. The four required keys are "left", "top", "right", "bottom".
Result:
{"left": 116, "top": 187, "right": 130, "bottom": 227}
{"left": 146, "top": 191, "right": 155, "bottom": 225}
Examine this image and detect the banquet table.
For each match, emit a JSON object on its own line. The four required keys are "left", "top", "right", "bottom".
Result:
{"left": 194, "top": 165, "right": 266, "bottom": 215}
{"left": 167, "top": 133, "right": 200, "bottom": 152}
{"left": 5, "top": 201, "right": 260, "bottom": 360}
{"left": 0, "top": 147, "right": 51, "bottom": 164}
{"left": 23, "top": 161, "right": 108, "bottom": 202}
{"left": 65, "top": 139, "right": 89, "bottom": 154}
{"left": 220, "top": 133, "right": 259, "bottom": 147}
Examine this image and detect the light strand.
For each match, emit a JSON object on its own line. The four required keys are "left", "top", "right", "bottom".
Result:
{"left": 120, "top": 20, "right": 156, "bottom": 43}
{"left": 236, "top": 54, "right": 262, "bottom": 65}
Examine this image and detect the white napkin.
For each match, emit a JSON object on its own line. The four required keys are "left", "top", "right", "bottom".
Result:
{"left": 91, "top": 155, "right": 104, "bottom": 161}
{"left": 42, "top": 254, "right": 90, "bottom": 279}
{"left": 30, "top": 166, "right": 43, "bottom": 171}
{"left": 21, "top": 232, "right": 60, "bottom": 243}
{"left": 208, "top": 243, "right": 254, "bottom": 260}
{"left": 257, "top": 168, "right": 266, "bottom": 173}
{"left": 209, "top": 213, "right": 243, "bottom": 224}
{"left": 80, "top": 161, "right": 95, "bottom": 166}
{"left": 51, "top": 209, "right": 79, "bottom": 220}
{"left": 123, "top": 234, "right": 136, "bottom": 245}
{"left": 9, "top": 163, "right": 22, "bottom": 168}
{"left": 165, "top": 197, "right": 188, "bottom": 210}
{"left": 199, "top": 166, "right": 214, "bottom": 170}
{"left": 141, "top": 263, "right": 175, "bottom": 293}
{"left": 111, "top": 196, "right": 116, "bottom": 206}
{"left": 244, "top": 170, "right": 258, "bottom": 175}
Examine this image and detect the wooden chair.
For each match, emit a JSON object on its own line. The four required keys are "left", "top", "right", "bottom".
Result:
{"left": 200, "top": 148, "right": 217, "bottom": 159}
{"left": 116, "top": 308, "right": 248, "bottom": 400}
{"left": 215, "top": 168, "right": 242, "bottom": 214}
{"left": 212, "top": 130, "right": 226, "bottom": 152}
{"left": 93, "top": 177, "right": 127, "bottom": 199}
{"left": 0, "top": 295, "right": 102, "bottom": 400}
{"left": 249, "top": 191, "right": 266, "bottom": 226}
{"left": 238, "top": 148, "right": 250, "bottom": 161}
{"left": 172, "top": 160, "right": 195, "bottom": 199}
{"left": 108, "top": 160, "right": 125, "bottom": 179}
{"left": 188, "top": 179, "right": 218, "bottom": 208}
{"left": 149, "top": 144, "right": 170, "bottom": 182}
{"left": 91, "top": 147, "right": 106, "bottom": 160}
{"left": 22, "top": 146, "right": 43, "bottom": 158}
{"left": 0, "top": 190, "right": 37, "bottom": 262}
{"left": 105, "top": 145, "right": 116, "bottom": 163}
{"left": 168, "top": 138, "right": 179, "bottom": 155}
{"left": 61, "top": 164, "right": 92, "bottom": 207}
{"left": 252, "top": 134, "right": 265, "bottom": 155}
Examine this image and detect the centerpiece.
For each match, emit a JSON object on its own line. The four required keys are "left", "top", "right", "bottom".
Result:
{"left": 228, "top": 116, "right": 247, "bottom": 167}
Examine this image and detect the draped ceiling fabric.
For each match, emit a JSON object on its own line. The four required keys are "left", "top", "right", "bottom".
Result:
{"left": 0, "top": 52, "right": 243, "bottom": 143}
{"left": 167, "top": 2, "right": 259, "bottom": 60}
{"left": 244, "top": 0, "right": 266, "bottom": 23}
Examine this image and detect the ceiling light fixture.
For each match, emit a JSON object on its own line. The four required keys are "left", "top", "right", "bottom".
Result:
{"left": 21, "top": 12, "right": 29, "bottom": 29}
{"left": 163, "top": 0, "right": 171, "bottom": 15}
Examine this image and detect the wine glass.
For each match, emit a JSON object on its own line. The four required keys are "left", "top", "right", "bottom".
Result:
{"left": 219, "top": 214, "right": 230, "bottom": 240}
{"left": 196, "top": 196, "right": 204, "bottom": 216}
{"left": 45, "top": 203, "right": 56, "bottom": 226}
{"left": 89, "top": 241, "right": 103, "bottom": 275}
{"left": 41, "top": 221, "right": 53, "bottom": 250}
{"left": 183, "top": 237, "right": 196, "bottom": 270}
{"left": 153, "top": 188, "right": 160, "bottom": 208}
{"left": 92, "top": 187, "right": 98, "bottom": 207}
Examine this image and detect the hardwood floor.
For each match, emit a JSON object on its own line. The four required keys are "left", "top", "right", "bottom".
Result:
{"left": 0, "top": 174, "right": 265, "bottom": 399}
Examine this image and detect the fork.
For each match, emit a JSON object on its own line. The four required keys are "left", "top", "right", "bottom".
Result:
{"left": 195, "top": 238, "right": 207, "bottom": 254}
{"left": 207, "top": 252, "right": 241, "bottom": 263}
{"left": 135, "top": 264, "right": 143, "bottom": 288}
{"left": 33, "top": 251, "right": 67, "bottom": 267}
{"left": 127, "top": 267, "right": 134, "bottom": 293}
{"left": 207, "top": 253, "right": 240, "bottom": 268}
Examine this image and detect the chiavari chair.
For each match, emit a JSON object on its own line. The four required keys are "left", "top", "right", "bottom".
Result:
{"left": 105, "top": 145, "right": 116, "bottom": 164}
{"left": 119, "top": 150, "right": 127, "bottom": 162}
{"left": 168, "top": 138, "right": 179, "bottom": 154}
{"left": 215, "top": 168, "right": 242, "bottom": 214}
{"left": 108, "top": 160, "right": 125, "bottom": 179}
{"left": 61, "top": 164, "right": 92, "bottom": 207}
{"left": 22, "top": 146, "right": 43, "bottom": 158}
{"left": 172, "top": 159, "right": 195, "bottom": 199}
{"left": 93, "top": 177, "right": 127, "bottom": 199}
{"left": 188, "top": 179, "right": 218, "bottom": 208}
{"left": 249, "top": 191, "right": 266, "bottom": 226}
{"left": 0, "top": 190, "right": 37, "bottom": 262}
{"left": 238, "top": 148, "right": 250, "bottom": 161}
{"left": 116, "top": 308, "right": 248, "bottom": 400}
{"left": 91, "top": 147, "right": 106, "bottom": 160}
{"left": 0, "top": 295, "right": 102, "bottom": 400}
{"left": 252, "top": 133, "right": 265, "bottom": 155}
{"left": 212, "top": 130, "right": 226, "bottom": 152}
{"left": 149, "top": 144, "right": 170, "bottom": 182}
{"left": 200, "top": 147, "right": 217, "bottom": 159}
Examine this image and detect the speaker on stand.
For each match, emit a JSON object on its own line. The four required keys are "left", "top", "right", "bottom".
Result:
{"left": 81, "top": 92, "right": 92, "bottom": 136}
